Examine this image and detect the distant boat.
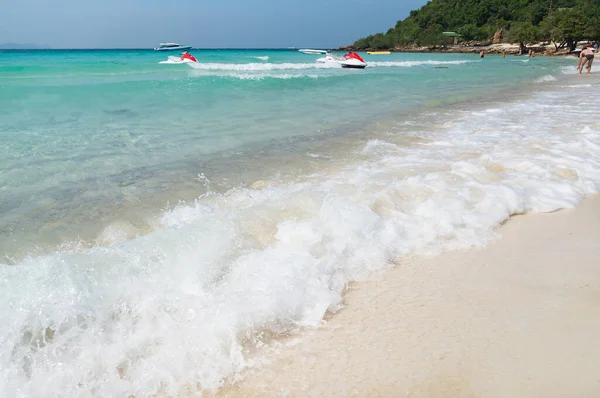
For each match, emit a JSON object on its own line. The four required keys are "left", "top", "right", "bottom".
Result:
{"left": 298, "top": 49, "right": 328, "bottom": 55}
{"left": 154, "top": 43, "right": 193, "bottom": 52}
{"left": 367, "top": 51, "right": 391, "bottom": 55}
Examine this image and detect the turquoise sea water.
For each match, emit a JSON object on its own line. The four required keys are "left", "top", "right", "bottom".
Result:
{"left": 2, "top": 49, "right": 600, "bottom": 396}
{"left": 0, "top": 49, "right": 571, "bottom": 259}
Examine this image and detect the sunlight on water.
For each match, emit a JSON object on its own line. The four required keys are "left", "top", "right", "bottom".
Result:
{"left": 0, "top": 49, "right": 593, "bottom": 396}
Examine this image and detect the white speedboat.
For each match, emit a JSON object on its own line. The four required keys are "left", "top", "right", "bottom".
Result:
{"left": 298, "top": 49, "right": 328, "bottom": 55}
{"left": 154, "top": 42, "right": 193, "bottom": 52}
{"left": 316, "top": 52, "right": 367, "bottom": 69}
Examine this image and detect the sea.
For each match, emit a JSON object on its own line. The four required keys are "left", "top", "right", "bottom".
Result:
{"left": 1, "top": 48, "right": 599, "bottom": 396}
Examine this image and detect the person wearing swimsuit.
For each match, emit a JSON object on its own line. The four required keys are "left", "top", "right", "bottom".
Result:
{"left": 579, "top": 46, "right": 595, "bottom": 74}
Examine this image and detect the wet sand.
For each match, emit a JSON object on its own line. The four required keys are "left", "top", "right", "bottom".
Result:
{"left": 220, "top": 195, "right": 600, "bottom": 397}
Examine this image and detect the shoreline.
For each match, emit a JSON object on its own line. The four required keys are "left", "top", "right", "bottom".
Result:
{"left": 343, "top": 42, "right": 580, "bottom": 57}
{"left": 4, "top": 50, "right": 600, "bottom": 397}
{"left": 220, "top": 195, "right": 600, "bottom": 397}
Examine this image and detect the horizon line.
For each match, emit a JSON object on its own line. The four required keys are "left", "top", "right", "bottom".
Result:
{"left": 0, "top": 46, "right": 343, "bottom": 50}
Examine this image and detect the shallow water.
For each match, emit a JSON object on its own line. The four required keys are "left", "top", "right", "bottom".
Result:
{"left": 1, "top": 49, "right": 598, "bottom": 396}
{"left": 0, "top": 49, "right": 572, "bottom": 259}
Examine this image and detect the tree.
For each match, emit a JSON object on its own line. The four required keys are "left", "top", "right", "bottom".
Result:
{"left": 457, "top": 24, "right": 481, "bottom": 41}
{"left": 393, "top": 19, "right": 421, "bottom": 46}
{"left": 506, "top": 21, "right": 539, "bottom": 44}
{"left": 370, "top": 34, "right": 393, "bottom": 49}
{"left": 351, "top": 0, "right": 600, "bottom": 50}
{"left": 416, "top": 25, "right": 445, "bottom": 46}
{"left": 546, "top": 8, "right": 587, "bottom": 50}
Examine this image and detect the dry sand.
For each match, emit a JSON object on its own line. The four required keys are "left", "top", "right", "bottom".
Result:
{"left": 219, "top": 196, "right": 600, "bottom": 398}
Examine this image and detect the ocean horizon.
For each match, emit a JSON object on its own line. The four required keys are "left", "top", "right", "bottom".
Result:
{"left": 2, "top": 49, "right": 599, "bottom": 396}
{"left": 0, "top": 47, "right": 313, "bottom": 51}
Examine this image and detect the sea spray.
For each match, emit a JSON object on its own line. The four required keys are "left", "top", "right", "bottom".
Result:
{"left": 2, "top": 76, "right": 600, "bottom": 396}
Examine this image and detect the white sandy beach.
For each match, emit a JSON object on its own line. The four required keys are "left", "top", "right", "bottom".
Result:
{"left": 220, "top": 195, "right": 600, "bottom": 398}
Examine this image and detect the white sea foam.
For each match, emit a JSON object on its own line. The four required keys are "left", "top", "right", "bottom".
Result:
{"left": 2, "top": 82, "right": 600, "bottom": 397}
{"left": 252, "top": 56, "right": 270, "bottom": 61}
{"left": 535, "top": 74, "right": 557, "bottom": 83}
{"left": 187, "top": 70, "right": 322, "bottom": 80}
{"left": 561, "top": 64, "right": 579, "bottom": 74}
{"left": 368, "top": 60, "right": 478, "bottom": 67}
{"left": 562, "top": 84, "right": 593, "bottom": 88}
{"left": 186, "top": 59, "right": 477, "bottom": 73}
{"left": 223, "top": 73, "right": 321, "bottom": 80}
{"left": 187, "top": 62, "right": 339, "bottom": 71}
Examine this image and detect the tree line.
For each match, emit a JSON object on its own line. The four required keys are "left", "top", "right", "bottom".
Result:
{"left": 353, "top": 0, "right": 600, "bottom": 51}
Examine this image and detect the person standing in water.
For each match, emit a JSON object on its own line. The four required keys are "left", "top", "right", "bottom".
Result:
{"left": 479, "top": 50, "right": 484, "bottom": 58}
{"left": 579, "top": 46, "right": 595, "bottom": 74}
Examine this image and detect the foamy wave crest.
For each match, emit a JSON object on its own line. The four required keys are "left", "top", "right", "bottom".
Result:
{"left": 187, "top": 70, "right": 323, "bottom": 80}
{"left": 222, "top": 73, "right": 321, "bottom": 80}
{"left": 562, "top": 84, "right": 593, "bottom": 88}
{"left": 2, "top": 84, "right": 600, "bottom": 396}
{"left": 535, "top": 74, "right": 557, "bottom": 83}
{"left": 560, "top": 64, "right": 579, "bottom": 74}
{"left": 252, "top": 56, "right": 269, "bottom": 61}
{"left": 187, "top": 62, "right": 339, "bottom": 71}
{"left": 231, "top": 73, "right": 326, "bottom": 80}
{"left": 369, "top": 60, "right": 478, "bottom": 67}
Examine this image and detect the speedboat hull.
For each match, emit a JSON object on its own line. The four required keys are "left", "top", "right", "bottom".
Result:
{"left": 340, "top": 61, "right": 367, "bottom": 69}
{"left": 154, "top": 45, "right": 192, "bottom": 52}
{"left": 340, "top": 57, "right": 367, "bottom": 69}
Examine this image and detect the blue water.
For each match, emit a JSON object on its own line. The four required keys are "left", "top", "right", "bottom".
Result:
{"left": 0, "top": 49, "right": 570, "bottom": 259}
{"left": 3, "top": 49, "right": 598, "bottom": 396}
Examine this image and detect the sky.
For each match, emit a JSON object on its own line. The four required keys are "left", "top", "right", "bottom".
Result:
{"left": 2, "top": 0, "right": 428, "bottom": 48}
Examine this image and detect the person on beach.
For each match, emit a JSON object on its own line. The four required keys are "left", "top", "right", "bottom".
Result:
{"left": 502, "top": 50, "right": 505, "bottom": 59}
{"left": 579, "top": 45, "right": 595, "bottom": 74}
{"left": 479, "top": 50, "right": 484, "bottom": 58}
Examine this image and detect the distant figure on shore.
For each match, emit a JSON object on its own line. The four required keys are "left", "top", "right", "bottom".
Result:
{"left": 479, "top": 50, "right": 484, "bottom": 58}
{"left": 528, "top": 49, "right": 535, "bottom": 58}
{"left": 518, "top": 42, "right": 527, "bottom": 56}
{"left": 502, "top": 50, "right": 505, "bottom": 59}
{"left": 579, "top": 45, "right": 595, "bottom": 74}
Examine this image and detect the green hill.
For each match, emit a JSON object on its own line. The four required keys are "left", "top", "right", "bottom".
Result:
{"left": 353, "top": 0, "right": 600, "bottom": 51}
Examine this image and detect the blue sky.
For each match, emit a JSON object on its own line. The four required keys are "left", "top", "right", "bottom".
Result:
{"left": 2, "top": 0, "right": 428, "bottom": 48}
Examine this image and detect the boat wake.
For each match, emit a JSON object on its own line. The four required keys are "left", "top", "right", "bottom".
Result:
{"left": 186, "top": 62, "right": 339, "bottom": 71}
{"left": 184, "top": 59, "right": 476, "bottom": 73}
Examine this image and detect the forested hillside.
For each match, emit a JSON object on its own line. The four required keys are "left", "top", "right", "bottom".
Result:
{"left": 354, "top": 0, "right": 600, "bottom": 50}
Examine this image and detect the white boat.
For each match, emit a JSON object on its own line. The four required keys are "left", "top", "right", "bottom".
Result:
{"left": 316, "top": 52, "right": 367, "bottom": 69}
{"left": 154, "top": 42, "right": 193, "bottom": 52}
{"left": 298, "top": 49, "right": 328, "bottom": 55}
